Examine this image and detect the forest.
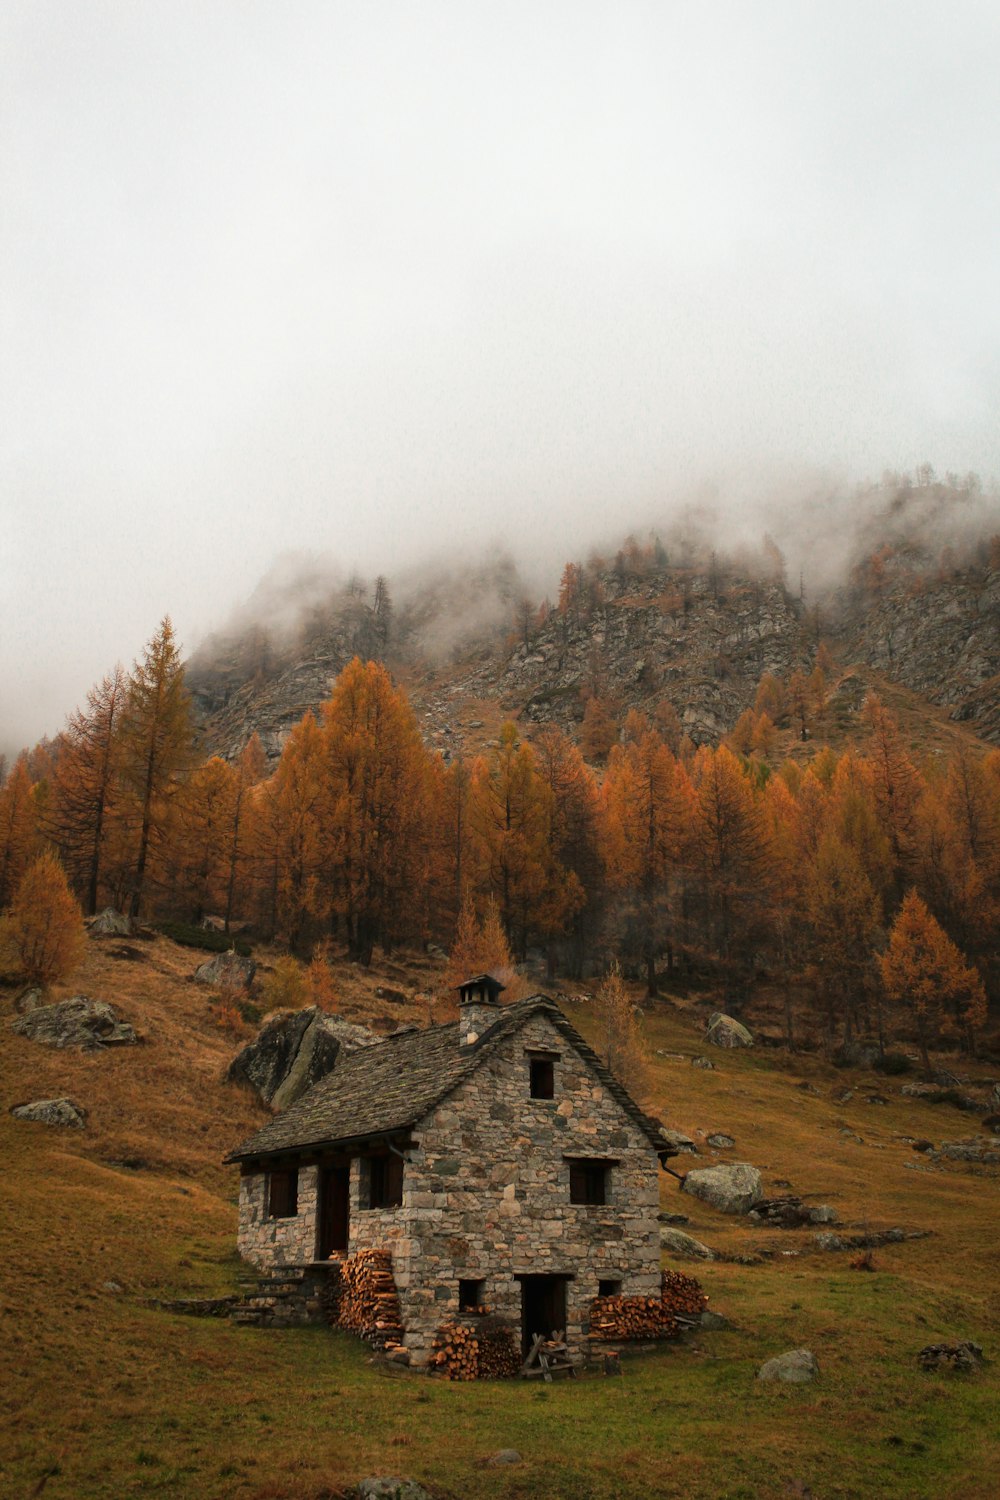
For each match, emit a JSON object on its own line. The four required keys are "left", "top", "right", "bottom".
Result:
{"left": 1, "top": 612, "right": 997, "bottom": 1073}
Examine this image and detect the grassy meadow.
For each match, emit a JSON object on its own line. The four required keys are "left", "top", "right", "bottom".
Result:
{"left": 1, "top": 933, "right": 998, "bottom": 1499}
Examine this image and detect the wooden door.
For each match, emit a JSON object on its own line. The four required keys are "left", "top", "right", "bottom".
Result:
{"left": 519, "top": 1275, "right": 568, "bottom": 1355}
{"left": 317, "top": 1165, "right": 350, "bottom": 1258}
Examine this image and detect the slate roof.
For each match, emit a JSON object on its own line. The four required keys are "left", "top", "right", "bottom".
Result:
{"left": 225, "top": 995, "right": 673, "bottom": 1163}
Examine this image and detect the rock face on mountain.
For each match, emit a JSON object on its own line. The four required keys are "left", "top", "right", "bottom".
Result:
{"left": 226, "top": 1006, "right": 377, "bottom": 1111}
{"left": 841, "top": 564, "right": 1000, "bottom": 741}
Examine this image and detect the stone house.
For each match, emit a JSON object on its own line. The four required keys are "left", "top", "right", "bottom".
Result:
{"left": 226, "top": 977, "right": 674, "bottom": 1366}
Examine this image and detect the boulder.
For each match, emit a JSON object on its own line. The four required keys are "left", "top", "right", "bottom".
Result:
{"left": 193, "top": 950, "right": 257, "bottom": 990}
{"left": 935, "top": 1138, "right": 1000, "bottom": 1164}
{"left": 89, "top": 907, "right": 133, "bottom": 937}
{"left": 9, "top": 997, "right": 138, "bottom": 1051}
{"left": 226, "top": 1006, "right": 376, "bottom": 1110}
{"left": 706, "top": 1013, "right": 753, "bottom": 1049}
{"left": 682, "top": 1161, "right": 763, "bottom": 1215}
{"left": 707, "top": 1133, "right": 735, "bottom": 1149}
{"left": 917, "top": 1341, "right": 984, "bottom": 1373}
{"left": 660, "top": 1128, "right": 698, "bottom": 1155}
{"left": 690, "top": 1055, "right": 716, "bottom": 1069}
{"left": 757, "top": 1349, "right": 818, "bottom": 1383}
{"left": 485, "top": 1450, "right": 522, "bottom": 1467}
{"left": 11, "top": 1098, "right": 86, "bottom": 1128}
{"left": 356, "top": 1481, "right": 431, "bottom": 1500}
{"left": 15, "top": 986, "right": 45, "bottom": 1014}
{"left": 660, "top": 1227, "right": 715, "bottom": 1260}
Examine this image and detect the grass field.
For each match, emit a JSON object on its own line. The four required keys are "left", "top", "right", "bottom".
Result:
{"left": 2, "top": 935, "right": 998, "bottom": 1499}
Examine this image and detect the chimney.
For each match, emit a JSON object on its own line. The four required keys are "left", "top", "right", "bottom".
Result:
{"left": 457, "top": 974, "right": 505, "bottom": 1047}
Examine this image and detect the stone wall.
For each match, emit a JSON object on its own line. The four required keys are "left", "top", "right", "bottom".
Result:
{"left": 238, "top": 1162, "right": 319, "bottom": 1270}
{"left": 388, "top": 1012, "right": 661, "bottom": 1365}
{"left": 235, "top": 1011, "right": 662, "bottom": 1366}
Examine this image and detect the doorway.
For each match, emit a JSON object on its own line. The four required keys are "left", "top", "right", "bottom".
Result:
{"left": 316, "top": 1165, "right": 350, "bottom": 1258}
{"left": 518, "top": 1275, "right": 569, "bottom": 1357}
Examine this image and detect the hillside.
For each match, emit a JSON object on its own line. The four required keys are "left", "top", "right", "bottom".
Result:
{"left": 187, "top": 508, "right": 1000, "bottom": 768}
{"left": 3, "top": 933, "right": 1000, "bottom": 1498}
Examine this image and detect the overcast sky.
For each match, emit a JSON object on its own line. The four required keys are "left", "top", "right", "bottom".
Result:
{"left": 3, "top": 2, "right": 1000, "bottom": 755}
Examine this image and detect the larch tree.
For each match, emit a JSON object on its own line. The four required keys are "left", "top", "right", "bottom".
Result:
{"left": 690, "top": 745, "right": 770, "bottom": 1001}
{"left": 880, "top": 889, "right": 987, "bottom": 1074}
{"left": 47, "top": 665, "right": 127, "bottom": 914}
{"left": 223, "top": 733, "right": 268, "bottom": 933}
{"left": 0, "top": 756, "right": 39, "bottom": 909}
{"left": 862, "top": 694, "right": 923, "bottom": 891}
{"left": 3, "top": 851, "right": 85, "bottom": 988}
{"left": 804, "top": 833, "right": 882, "bottom": 1049}
{"left": 596, "top": 962, "right": 648, "bottom": 1099}
{"left": 468, "top": 722, "right": 549, "bottom": 958}
{"left": 119, "top": 619, "right": 194, "bottom": 919}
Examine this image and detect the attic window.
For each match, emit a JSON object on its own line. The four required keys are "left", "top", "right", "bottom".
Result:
{"left": 367, "top": 1153, "right": 404, "bottom": 1209}
{"left": 529, "top": 1058, "right": 554, "bottom": 1099}
{"left": 268, "top": 1167, "right": 298, "bottom": 1219}
{"left": 568, "top": 1159, "right": 611, "bottom": 1206}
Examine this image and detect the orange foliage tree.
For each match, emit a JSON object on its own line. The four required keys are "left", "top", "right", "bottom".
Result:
{"left": 879, "top": 890, "right": 987, "bottom": 1074}
{"left": 3, "top": 851, "right": 85, "bottom": 987}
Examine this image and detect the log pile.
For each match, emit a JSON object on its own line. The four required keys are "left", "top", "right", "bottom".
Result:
{"left": 429, "top": 1316, "right": 521, "bottom": 1380}
{"left": 660, "top": 1269, "right": 709, "bottom": 1325}
{"left": 589, "top": 1271, "right": 707, "bottom": 1343}
{"left": 334, "top": 1249, "right": 404, "bottom": 1350}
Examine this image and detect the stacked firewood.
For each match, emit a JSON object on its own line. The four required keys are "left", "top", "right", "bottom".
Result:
{"left": 318, "top": 1262, "right": 343, "bottom": 1325}
{"left": 660, "top": 1269, "right": 709, "bottom": 1325}
{"left": 429, "top": 1317, "right": 521, "bottom": 1380}
{"left": 588, "top": 1293, "right": 678, "bottom": 1341}
{"left": 589, "top": 1271, "right": 707, "bottom": 1342}
{"left": 335, "top": 1249, "right": 404, "bottom": 1349}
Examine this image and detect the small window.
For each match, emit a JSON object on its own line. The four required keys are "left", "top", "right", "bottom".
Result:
{"left": 268, "top": 1167, "right": 298, "bottom": 1219}
{"left": 368, "top": 1153, "right": 403, "bottom": 1209}
{"left": 459, "top": 1278, "right": 485, "bottom": 1312}
{"left": 569, "top": 1160, "right": 609, "bottom": 1206}
{"left": 598, "top": 1278, "right": 622, "bottom": 1299}
{"left": 530, "top": 1057, "right": 554, "bottom": 1099}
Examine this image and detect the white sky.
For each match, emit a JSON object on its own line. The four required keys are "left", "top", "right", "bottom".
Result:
{"left": 3, "top": 2, "right": 1000, "bottom": 754}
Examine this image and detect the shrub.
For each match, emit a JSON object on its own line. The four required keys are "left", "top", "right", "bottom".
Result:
{"left": 875, "top": 1050, "right": 913, "bottom": 1076}
{"left": 157, "top": 921, "right": 252, "bottom": 956}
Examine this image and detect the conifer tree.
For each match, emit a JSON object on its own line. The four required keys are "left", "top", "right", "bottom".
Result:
{"left": 48, "top": 666, "right": 126, "bottom": 914}
{"left": 0, "top": 756, "right": 39, "bottom": 909}
{"left": 880, "top": 889, "right": 987, "bottom": 1073}
{"left": 120, "top": 619, "right": 194, "bottom": 919}
{"left": 3, "top": 851, "right": 85, "bottom": 987}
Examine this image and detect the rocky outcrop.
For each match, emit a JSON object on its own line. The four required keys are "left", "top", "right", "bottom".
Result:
{"left": 88, "top": 907, "right": 133, "bottom": 937}
{"left": 757, "top": 1348, "right": 818, "bottom": 1383}
{"left": 706, "top": 1013, "right": 754, "bottom": 1049}
{"left": 682, "top": 1162, "right": 763, "bottom": 1215}
{"left": 226, "top": 1006, "right": 376, "bottom": 1110}
{"left": 9, "top": 997, "right": 138, "bottom": 1051}
{"left": 659, "top": 1227, "right": 716, "bottom": 1260}
{"left": 193, "top": 950, "right": 257, "bottom": 990}
{"left": 11, "top": 1098, "right": 87, "bottom": 1128}
{"left": 917, "top": 1341, "right": 984, "bottom": 1372}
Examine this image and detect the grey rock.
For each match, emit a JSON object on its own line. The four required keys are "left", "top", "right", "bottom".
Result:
{"left": 226, "top": 1006, "right": 376, "bottom": 1110}
{"left": 11, "top": 1097, "right": 86, "bottom": 1128}
{"left": 657, "top": 1211, "right": 690, "bottom": 1225}
{"left": 807, "top": 1205, "right": 838, "bottom": 1225}
{"left": 9, "top": 997, "right": 137, "bottom": 1051}
{"left": 917, "top": 1341, "right": 984, "bottom": 1372}
{"left": 103, "top": 1280, "right": 123, "bottom": 1293}
{"left": 690, "top": 1055, "right": 716, "bottom": 1069}
{"left": 193, "top": 949, "right": 257, "bottom": 990}
{"left": 699, "top": 1309, "right": 732, "bottom": 1330}
{"left": 833, "top": 1041, "right": 881, "bottom": 1069}
{"left": 757, "top": 1348, "right": 818, "bottom": 1383}
{"left": 707, "top": 1133, "right": 735, "bottom": 1149}
{"left": 660, "top": 1128, "right": 698, "bottom": 1155}
{"left": 660, "top": 1227, "right": 715, "bottom": 1259}
{"left": 682, "top": 1161, "right": 763, "bottom": 1215}
{"left": 486, "top": 1450, "right": 522, "bottom": 1466}
{"left": 814, "top": 1233, "right": 844, "bottom": 1250}
{"left": 936, "top": 1138, "right": 1000, "bottom": 1164}
{"left": 838, "top": 1129, "right": 864, "bottom": 1143}
{"left": 357, "top": 1481, "right": 432, "bottom": 1500}
{"left": 706, "top": 1013, "right": 754, "bottom": 1049}
{"left": 88, "top": 907, "right": 133, "bottom": 936}
{"left": 15, "top": 986, "right": 45, "bottom": 1014}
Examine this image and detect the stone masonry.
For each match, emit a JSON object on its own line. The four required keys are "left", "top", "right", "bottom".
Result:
{"left": 235, "top": 1005, "right": 664, "bottom": 1367}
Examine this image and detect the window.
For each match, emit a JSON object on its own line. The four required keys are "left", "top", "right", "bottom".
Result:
{"left": 530, "top": 1057, "right": 554, "bottom": 1099}
{"left": 568, "top": 1159, "right": 611, "bottom": 1206}
{"left": 367, "top": 1153, "right": 403, "bottom": 1209}
{"left": 459, "top": 1278, "right": 485, "bottom": 1312}
{"left": 268, "top": 1167, "right": 298, "bottom": 1218}
{"left": 598, "top": 1278, "right": 622, "bottom": 1298}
